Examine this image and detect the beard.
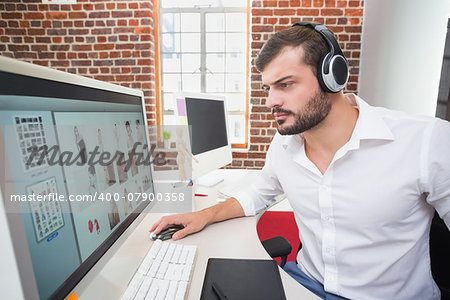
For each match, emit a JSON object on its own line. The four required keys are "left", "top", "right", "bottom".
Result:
{"left": 273, "top": 88, "right": 331, "bottom": 135}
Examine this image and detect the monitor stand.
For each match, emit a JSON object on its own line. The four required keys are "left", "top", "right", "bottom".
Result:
{"left": 195, "top": 170, "right": 224, "bottom": 187}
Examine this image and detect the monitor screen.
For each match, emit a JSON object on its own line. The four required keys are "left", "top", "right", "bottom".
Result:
{"left": 185, "top": 97, "right": 229, "bottom": 156}
{"left": 174, "top": 93, "right": 232, "bottom": 182}
{"left": 0, "top": 56, "right": 155, "bottom": 299}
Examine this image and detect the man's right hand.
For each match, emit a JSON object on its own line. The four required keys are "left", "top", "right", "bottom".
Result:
{"left": 149, "top": 197, "right": 246, "bottom": 241}
{"left": 149, "top": 210, "right": 210, "bottom": 241}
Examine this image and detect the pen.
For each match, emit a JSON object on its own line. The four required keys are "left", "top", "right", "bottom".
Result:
{"left": 195, "top": 193, "right": 208, "bottom": 197}
{"left": 211, "top": 281, "right": 227, "bottom": 300}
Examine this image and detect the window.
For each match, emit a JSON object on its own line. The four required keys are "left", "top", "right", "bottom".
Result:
{"left": 158, "top": 0, "right": 249, "bottom": 147}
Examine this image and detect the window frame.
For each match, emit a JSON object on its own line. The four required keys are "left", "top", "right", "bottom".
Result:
{"left": 155, "top": 1, "right": 250, "bottom": 149}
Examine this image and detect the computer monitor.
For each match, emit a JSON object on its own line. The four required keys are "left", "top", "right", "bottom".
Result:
{"left": 174, "top": 93, "right": 232, "bottom": 186}
{"left": 0, "top": 56, "right": 156, "bottom": 299}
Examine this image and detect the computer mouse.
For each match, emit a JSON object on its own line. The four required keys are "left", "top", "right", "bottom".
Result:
{"left": 150, "top": 224, "right": 184, "bottom": 241}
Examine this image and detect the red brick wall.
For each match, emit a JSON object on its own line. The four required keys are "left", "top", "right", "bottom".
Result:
{"left": 228, "top": 0, "right": 364, "bottom": 169}
{"left": 1, "top": 0, "right": 364, "bottom": 170}
{"left": 0, "top": 0, "right": 157, "bottom": 125}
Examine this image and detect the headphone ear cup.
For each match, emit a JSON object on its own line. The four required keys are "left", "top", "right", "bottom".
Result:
{"left": 316, "top": 53, "right": 333, "bottom": 93}
{"left": 319, "top": 54, "right": 348, "bottom": 93}
{"left": 331, "top": 55, "right": 348, "bottom": 86}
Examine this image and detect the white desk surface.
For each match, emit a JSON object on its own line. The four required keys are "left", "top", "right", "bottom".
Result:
{"left": 76, "top": 169, "right": 318, "bottom": 300}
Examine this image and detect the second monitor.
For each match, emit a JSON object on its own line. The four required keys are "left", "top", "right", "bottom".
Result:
{"left": 175, "top": 93, "right": 232, "bottom": 186}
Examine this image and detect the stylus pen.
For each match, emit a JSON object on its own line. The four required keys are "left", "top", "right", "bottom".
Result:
{"left": 211, "top": 281, "right": 228, "bottom": 300}
{"left": 195, "top": 193, "right": 208, "bottom": 197}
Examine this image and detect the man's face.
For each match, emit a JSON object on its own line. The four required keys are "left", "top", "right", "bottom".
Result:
{"left": 261, "top": 46, "right": 331, "bottom": 135}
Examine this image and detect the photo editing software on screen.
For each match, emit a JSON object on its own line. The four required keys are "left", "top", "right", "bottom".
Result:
{"left": 0, "top": 64, "right": 155, "bottom": 299}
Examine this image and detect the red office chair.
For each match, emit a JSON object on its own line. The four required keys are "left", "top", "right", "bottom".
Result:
{"left": 257, "top": 211, "right": 299, "bottom": 268}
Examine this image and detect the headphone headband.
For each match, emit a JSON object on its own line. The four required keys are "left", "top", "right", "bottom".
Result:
{"left": 292, "top": 21, "right": 348, "bottom": 93}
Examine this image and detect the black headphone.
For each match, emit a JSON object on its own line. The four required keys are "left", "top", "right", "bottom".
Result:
{"left": 292, "top": 21, "right": 348, "bottom": 93}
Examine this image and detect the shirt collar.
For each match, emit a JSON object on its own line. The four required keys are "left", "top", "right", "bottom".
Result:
{"left": 347, "top": 93, "right": 395, "bottom": 142}
{"left": 280, "top": 93, "right": 395, "bottom": 150}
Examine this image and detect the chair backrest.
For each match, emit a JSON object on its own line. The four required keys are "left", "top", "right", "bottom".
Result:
{"left": 429, "top": 212, "right": 450, "bottom": 297}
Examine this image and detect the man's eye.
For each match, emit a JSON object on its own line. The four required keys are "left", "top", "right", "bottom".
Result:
{"left": 280, "top": 82, "right": 292, "bottom": 88}
{"left": 262, "top": 86, "right": 270, "bottom": 92}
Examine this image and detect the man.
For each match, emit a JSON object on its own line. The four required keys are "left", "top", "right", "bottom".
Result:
{"left": 150, "top": 23, "right": 450, "bottom": 299}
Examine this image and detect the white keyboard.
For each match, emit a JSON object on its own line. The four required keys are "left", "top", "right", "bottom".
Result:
{"left": 121, "top": 239, "right": 197, "bottom": 300}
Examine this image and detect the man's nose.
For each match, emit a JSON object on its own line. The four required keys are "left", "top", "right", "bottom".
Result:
{"left": 266, "top": 89, "right": 283, "bottom": 109}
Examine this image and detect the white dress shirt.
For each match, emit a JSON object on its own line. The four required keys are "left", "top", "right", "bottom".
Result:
{"left": 234, "top": 94, "right": 450, "bottom": 300}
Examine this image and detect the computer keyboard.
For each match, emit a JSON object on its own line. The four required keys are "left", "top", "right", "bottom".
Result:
{"left": 121, "top": 239, "right": 197, "bottom": 300}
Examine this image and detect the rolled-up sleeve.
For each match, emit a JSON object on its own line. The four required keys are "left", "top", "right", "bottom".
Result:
{"left": 424, "top": 118, "right": 450, "bottom": 228}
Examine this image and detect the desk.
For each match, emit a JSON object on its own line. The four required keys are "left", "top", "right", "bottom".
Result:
{"left": 76, "top": 170, "right": 318, "bottom": 300}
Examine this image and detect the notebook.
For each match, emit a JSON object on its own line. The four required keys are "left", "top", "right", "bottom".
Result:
{"left": 200, "top": 258, "right": 287, "bottom": 300}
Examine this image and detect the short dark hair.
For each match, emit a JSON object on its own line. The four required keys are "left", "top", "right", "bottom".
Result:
{"left": 255, "top": 25, "right": 329, "bottom": 76}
